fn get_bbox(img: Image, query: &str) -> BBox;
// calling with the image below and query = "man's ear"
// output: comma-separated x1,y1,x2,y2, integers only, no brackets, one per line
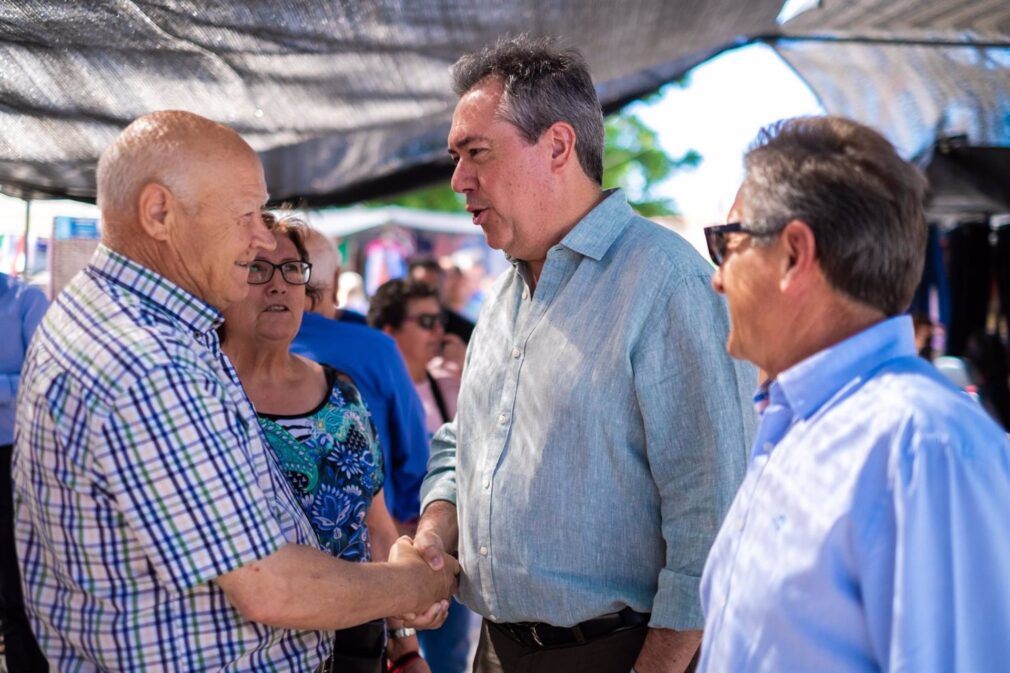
137,182,173,242
546,121,577,173
779,219,818,294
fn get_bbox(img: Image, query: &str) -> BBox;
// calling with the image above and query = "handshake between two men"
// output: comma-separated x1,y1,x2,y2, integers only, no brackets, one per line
216,532,459,633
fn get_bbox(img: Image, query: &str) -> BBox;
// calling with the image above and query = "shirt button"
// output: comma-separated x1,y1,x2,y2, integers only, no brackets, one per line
522,289,529,300
479,545,488,556
489,613,497,621
498,413,508,425
511,346,521,358
483,477,491,489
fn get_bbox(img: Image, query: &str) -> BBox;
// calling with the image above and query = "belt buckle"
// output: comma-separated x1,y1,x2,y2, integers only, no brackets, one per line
529,623,545,647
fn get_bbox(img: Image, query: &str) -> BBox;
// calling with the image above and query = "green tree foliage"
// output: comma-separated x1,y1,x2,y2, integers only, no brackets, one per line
602,112,700,217
372,107,698,217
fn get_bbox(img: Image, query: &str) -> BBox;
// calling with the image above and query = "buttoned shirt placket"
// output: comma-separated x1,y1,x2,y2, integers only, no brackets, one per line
476,245,573,621
706,384,795,637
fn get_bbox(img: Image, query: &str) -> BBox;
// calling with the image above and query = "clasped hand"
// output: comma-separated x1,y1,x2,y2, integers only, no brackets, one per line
388,533,460,629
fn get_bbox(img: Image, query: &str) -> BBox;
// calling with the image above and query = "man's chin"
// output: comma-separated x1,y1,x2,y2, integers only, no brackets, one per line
726,333,747,361
218,283,251,310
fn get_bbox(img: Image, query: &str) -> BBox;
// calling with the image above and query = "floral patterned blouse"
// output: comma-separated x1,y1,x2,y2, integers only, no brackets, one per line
258,366,384,562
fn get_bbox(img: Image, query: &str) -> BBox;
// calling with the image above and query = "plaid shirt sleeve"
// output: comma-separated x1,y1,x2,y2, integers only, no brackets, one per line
98,362,287,592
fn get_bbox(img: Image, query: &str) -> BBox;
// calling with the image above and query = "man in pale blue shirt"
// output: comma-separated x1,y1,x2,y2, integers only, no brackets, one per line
1,270,49,671
698,116,1010,673
413,35,755,673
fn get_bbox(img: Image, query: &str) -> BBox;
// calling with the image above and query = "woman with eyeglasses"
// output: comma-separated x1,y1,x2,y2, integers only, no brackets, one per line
220,213,430,673
368,278,473,673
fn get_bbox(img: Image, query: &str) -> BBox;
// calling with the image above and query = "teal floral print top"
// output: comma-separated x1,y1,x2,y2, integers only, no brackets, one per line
259,366,384,561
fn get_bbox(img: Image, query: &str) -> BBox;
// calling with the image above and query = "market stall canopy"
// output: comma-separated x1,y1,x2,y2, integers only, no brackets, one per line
1,1,1007,206
773,0,1010,159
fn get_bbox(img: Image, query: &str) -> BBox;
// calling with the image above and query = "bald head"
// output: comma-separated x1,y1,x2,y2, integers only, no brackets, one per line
93,110,274,310
303,228,342,316
305,229,340,288
97,110,257,246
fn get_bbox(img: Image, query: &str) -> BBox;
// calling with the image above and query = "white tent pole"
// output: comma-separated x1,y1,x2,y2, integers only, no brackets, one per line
22,199,31,277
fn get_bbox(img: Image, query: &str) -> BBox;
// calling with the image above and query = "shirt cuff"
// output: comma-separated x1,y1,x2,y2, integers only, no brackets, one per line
419,478,456,513
649,568,704,630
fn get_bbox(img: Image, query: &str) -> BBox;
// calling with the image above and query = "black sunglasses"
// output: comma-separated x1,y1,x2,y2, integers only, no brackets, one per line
247,259,312,285
703,222,768,266
402,312,447,331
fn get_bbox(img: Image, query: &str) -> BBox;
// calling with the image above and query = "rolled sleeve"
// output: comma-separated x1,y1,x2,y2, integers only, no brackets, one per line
634,274,755,630
99,363,286,592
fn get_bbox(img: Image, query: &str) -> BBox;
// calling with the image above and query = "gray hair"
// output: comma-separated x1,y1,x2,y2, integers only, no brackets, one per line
739,116,928,316
452,34,605,184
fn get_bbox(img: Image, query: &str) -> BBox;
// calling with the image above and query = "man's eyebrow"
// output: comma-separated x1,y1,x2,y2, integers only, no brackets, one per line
448,134,489,153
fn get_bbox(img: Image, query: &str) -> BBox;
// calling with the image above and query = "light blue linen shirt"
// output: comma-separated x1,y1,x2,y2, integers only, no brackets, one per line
698,315,1010,673
0,272,48,445
421,189,756,629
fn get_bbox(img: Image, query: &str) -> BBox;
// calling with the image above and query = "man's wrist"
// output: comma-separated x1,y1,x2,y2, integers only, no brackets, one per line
389,626,417,639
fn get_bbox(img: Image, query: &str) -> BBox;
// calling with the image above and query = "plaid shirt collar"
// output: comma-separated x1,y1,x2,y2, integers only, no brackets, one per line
88,244,224,335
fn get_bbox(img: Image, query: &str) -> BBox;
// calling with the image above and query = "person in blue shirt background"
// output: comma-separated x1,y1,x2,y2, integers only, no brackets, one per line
699,115,1010,673
0,270,49,672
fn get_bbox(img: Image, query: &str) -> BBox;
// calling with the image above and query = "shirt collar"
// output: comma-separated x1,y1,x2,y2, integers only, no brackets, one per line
557,188,633,261
88,243,223,335
776,315,917,420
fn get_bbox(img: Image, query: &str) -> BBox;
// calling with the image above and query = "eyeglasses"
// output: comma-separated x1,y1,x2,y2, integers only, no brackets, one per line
247,259,312,285
402,312,446,331
703,222,768,267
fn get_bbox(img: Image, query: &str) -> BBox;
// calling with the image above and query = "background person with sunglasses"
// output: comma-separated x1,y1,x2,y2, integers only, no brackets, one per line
221,214,439,673
368,278,475,673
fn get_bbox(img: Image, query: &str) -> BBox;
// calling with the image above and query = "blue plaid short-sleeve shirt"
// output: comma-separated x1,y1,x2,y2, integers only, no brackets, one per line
13,245,329,672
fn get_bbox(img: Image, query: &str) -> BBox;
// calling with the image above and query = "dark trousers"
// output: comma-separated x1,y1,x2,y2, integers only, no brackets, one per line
473,619,647,673
1,444,48,672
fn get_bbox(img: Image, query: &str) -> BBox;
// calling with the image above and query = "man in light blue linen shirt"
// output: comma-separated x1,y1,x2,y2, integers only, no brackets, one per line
698,115,1010,673
412,35,756,673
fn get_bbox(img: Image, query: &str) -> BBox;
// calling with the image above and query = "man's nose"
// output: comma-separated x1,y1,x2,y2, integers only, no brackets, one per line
450,161,473,194
252,213,276,251
711,267,725,294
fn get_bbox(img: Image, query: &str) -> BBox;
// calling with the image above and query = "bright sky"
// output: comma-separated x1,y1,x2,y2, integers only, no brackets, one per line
632,43,824,223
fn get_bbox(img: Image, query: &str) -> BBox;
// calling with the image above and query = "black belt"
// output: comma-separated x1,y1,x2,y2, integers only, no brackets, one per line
492,607,650,648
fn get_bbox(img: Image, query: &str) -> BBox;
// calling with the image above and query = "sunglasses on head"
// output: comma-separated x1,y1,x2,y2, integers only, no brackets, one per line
247,259,312,285
703,222,770,266
402,312,446,331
